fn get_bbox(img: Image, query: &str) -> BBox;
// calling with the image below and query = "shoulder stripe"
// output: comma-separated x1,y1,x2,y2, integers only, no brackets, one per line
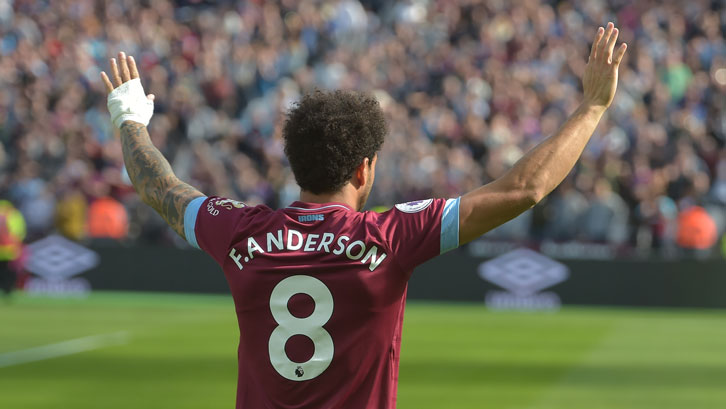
440,197,460,254
184,196,207,249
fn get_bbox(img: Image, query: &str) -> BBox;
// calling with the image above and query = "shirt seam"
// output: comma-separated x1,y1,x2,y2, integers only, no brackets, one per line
285,204,353,212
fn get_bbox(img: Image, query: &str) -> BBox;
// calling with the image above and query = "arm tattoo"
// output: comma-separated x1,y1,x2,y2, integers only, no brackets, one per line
119,121,204,239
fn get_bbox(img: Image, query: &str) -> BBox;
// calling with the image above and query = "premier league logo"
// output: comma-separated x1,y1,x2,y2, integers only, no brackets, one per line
394,199,433,213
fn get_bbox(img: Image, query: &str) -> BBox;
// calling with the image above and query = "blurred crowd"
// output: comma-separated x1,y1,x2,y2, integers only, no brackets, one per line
0,0,725,252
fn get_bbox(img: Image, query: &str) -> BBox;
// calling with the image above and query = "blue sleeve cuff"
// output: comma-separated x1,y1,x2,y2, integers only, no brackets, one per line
184,196,207,249
440,197,460,254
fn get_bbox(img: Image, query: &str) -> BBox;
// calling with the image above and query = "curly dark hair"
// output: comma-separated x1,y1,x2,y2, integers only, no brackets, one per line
283,90,387,194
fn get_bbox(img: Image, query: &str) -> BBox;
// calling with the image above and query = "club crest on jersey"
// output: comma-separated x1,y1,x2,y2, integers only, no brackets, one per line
215,198,246,210
394,199,433,213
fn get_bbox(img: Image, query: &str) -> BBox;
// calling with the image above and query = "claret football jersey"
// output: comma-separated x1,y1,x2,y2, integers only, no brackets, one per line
183,196,460,409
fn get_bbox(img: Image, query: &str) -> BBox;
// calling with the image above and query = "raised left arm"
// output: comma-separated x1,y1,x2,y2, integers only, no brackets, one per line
102,52,204,239
458,23,627,244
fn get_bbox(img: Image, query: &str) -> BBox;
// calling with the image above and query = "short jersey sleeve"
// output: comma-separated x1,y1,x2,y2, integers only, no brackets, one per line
184,196,252,265
376,197,460,272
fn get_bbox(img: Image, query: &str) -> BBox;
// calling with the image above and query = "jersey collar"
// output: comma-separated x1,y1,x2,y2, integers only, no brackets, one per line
286,201,355,212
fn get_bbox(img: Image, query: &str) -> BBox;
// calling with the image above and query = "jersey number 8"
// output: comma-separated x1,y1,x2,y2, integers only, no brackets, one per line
269,275,334,381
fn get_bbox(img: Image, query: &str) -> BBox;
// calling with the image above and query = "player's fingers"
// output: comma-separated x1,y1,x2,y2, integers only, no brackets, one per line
100,71,114,93
613,43,627,67
109,58,122,87
590,26,604,61
128,55,140,79
598,22,614,61
606,28,619,63
147,94,155,101
118,51,131,83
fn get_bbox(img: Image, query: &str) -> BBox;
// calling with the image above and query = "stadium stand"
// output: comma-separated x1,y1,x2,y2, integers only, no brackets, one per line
0,0,724,251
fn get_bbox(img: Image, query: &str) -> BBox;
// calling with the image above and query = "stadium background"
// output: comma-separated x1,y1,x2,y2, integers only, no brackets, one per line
1,0,725,408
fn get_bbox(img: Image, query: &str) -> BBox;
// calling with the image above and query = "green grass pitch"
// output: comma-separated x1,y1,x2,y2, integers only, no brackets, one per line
1,292,725,409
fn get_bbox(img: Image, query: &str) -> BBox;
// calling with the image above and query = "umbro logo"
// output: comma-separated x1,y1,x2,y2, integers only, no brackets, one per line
478,248,568,310
24,235,98,296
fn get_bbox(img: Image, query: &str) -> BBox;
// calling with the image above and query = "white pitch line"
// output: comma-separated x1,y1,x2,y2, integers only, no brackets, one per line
0,331,130,368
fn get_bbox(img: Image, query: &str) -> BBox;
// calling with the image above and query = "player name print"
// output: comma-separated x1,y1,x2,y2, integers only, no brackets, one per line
227,229,388,272
394,199,433,213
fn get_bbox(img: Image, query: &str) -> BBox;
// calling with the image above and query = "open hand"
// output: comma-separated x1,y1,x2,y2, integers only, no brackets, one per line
101,52,155,129
582,22,627,109
101,52,154,101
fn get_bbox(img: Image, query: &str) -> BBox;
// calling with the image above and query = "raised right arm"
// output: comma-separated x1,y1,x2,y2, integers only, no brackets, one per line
118,120,204,239
458,23,627,244
101,53,205,240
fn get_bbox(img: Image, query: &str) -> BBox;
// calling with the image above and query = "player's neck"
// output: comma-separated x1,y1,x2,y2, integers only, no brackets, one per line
299,185,360,211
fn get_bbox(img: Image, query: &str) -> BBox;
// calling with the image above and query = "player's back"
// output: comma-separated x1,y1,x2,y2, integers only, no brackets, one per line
186,196,459,409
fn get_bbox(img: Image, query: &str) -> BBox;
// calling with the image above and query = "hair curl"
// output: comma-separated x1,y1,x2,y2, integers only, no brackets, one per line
283,90,386,194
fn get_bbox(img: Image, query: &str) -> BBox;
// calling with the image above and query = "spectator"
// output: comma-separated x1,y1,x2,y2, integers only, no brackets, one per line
55,188,88,242
87,196,129,240
544,178,588,241
578,178,629,244
0,0,723,254
0,200,26,297
676,205,718,250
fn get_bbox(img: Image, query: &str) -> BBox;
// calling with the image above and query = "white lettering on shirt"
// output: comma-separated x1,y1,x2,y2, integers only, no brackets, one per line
231,232,388,271
267,230,284,252
304,234,319,252
361,246,387,272
317,233,335,253
229,248,243,270
287,229,303,250
247,237,265,259
345,240,366,260
333,235,349,255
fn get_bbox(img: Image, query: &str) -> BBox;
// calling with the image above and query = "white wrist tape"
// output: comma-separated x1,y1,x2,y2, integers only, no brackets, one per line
107,78,154,129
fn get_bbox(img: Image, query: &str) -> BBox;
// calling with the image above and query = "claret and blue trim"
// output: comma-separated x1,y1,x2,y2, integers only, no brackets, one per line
440,197,460,254
184,196,207,249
